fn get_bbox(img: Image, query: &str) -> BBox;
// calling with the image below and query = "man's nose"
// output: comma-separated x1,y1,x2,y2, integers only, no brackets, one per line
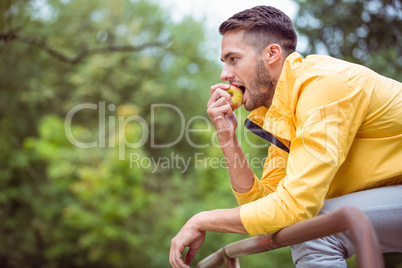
220,66,235,82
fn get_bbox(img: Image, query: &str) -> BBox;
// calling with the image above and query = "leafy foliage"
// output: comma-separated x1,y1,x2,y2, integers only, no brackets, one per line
294,0,402,80
0,0,228,267
0,0,282,267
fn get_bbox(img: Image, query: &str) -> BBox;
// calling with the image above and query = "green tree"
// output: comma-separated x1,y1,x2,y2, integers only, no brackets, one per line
294,0,402,80
0,0,226,267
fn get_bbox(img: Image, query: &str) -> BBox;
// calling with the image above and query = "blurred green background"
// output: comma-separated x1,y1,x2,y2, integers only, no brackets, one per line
0,0,401,267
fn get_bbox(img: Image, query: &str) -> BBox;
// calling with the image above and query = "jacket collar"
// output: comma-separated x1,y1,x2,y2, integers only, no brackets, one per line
245,52,303,151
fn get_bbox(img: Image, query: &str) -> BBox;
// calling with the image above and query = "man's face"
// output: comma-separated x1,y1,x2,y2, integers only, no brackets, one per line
220,30,276,111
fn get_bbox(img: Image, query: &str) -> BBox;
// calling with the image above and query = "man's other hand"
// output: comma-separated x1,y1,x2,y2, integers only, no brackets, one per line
170,220,206,268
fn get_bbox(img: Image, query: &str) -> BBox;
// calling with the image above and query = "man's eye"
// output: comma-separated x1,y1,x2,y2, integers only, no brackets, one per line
230,57,238,62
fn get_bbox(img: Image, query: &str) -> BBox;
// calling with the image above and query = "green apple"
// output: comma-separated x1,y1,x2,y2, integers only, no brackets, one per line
226,84,243,110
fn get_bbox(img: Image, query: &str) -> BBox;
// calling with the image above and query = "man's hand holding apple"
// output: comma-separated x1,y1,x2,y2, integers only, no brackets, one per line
207,83,243,143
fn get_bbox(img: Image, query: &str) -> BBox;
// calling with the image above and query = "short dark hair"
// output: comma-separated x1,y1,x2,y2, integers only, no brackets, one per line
219,6,297,56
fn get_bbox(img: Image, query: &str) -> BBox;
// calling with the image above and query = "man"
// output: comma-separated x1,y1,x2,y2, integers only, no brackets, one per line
170,5,402,268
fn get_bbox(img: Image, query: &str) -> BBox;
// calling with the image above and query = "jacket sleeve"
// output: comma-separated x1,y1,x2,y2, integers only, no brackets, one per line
232,144,289,205
239,73,371,236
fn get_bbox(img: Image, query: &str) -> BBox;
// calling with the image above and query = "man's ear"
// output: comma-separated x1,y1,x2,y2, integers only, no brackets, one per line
262,44,282,65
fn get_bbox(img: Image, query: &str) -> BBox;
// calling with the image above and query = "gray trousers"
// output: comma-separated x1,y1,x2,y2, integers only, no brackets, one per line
291,185,402,267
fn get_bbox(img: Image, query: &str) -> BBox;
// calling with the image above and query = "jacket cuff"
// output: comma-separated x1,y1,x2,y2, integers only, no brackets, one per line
232,174,270,205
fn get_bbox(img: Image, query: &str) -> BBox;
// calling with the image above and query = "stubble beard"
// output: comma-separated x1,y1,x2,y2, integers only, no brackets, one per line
244,59,276,111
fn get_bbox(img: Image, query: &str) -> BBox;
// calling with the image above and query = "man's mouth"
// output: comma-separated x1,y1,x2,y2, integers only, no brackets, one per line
239,86,246,94
231,83,246,95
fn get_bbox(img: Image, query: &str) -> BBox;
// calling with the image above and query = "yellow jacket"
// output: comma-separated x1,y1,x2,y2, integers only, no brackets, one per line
235,52,402,236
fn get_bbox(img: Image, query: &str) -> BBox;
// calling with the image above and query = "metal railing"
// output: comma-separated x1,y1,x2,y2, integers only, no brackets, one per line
196,206,384,268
